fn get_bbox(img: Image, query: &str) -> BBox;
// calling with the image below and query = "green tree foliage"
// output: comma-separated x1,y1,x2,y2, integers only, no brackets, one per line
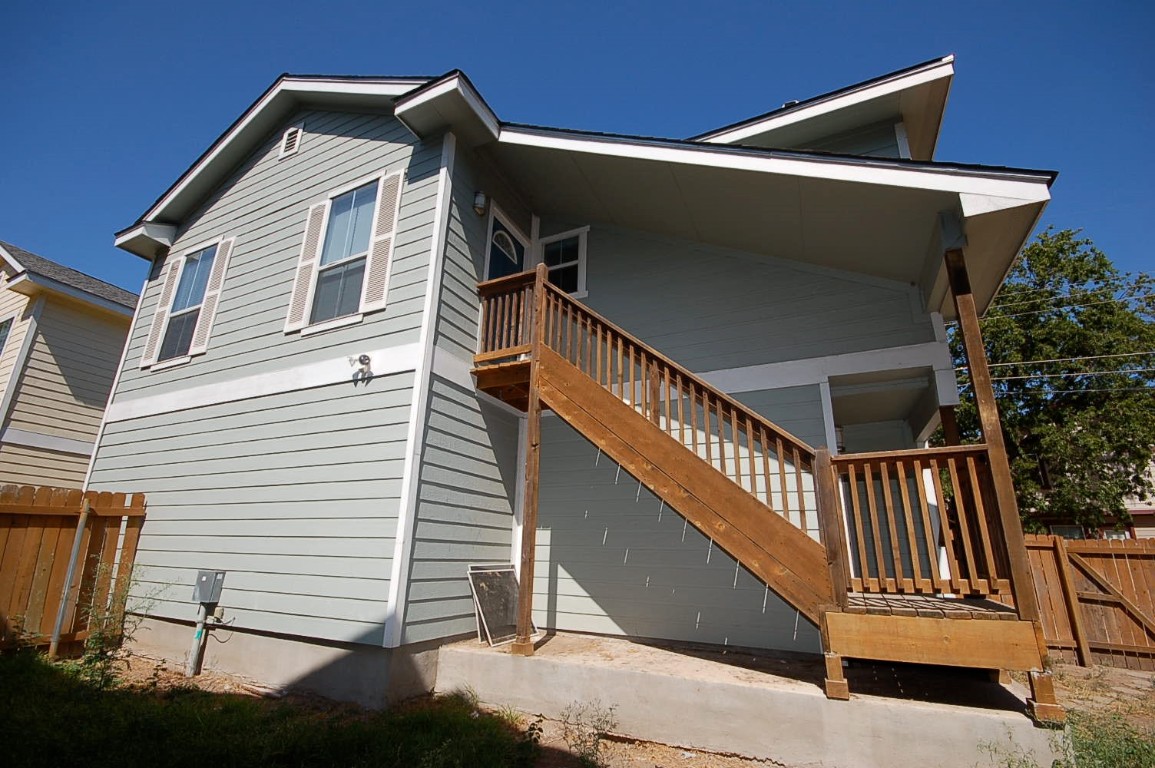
951,229,1155,531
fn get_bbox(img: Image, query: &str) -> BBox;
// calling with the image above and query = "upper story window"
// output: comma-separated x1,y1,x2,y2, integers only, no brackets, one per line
284,170,403,334
312,181,376,324
140,237,235,369
159,244,216,361
485,212,528,281
539,227,588,296
0,318,12,357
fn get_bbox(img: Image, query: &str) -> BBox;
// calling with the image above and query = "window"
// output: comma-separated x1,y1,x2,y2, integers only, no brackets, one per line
312,181,376,324
284,171,403,334
485,214,527,281
158,244,216,361
140,238,234,369
0,318,11,357
538,227,588,295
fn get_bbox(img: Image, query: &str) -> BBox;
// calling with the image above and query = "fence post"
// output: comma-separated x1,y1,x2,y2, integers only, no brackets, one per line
1052,535,1092,666
48,500,91,658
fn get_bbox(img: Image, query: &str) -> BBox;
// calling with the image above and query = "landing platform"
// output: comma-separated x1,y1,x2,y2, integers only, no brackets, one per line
435,632,1063,768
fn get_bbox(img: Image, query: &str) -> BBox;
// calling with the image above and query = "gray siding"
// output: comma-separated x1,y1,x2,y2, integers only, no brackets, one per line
542,221,935,373
841,419,915,453
534,414,821,653
114,110,442,400
402,377,518,644
733,385,828,450
89,372,414,644
802,120,902,158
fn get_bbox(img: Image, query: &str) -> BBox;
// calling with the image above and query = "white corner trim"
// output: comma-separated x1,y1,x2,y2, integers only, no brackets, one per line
0,295,44,427
511,416,528,579
894,121,912,160
1,428,93,456
83,276,149,491
104,342,422,423
698,57,954,144
384,132,457,649
818,380,837,454
700,341,954,395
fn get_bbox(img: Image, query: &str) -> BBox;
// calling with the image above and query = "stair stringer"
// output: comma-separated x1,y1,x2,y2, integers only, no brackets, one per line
536,346,835,625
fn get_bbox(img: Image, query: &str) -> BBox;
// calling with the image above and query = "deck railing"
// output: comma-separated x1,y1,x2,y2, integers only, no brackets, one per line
476,269,1019,600
830,445,1012,598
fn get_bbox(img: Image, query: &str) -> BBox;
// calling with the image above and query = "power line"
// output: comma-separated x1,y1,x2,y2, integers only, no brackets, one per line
988,294,1155,320
979,351,1155,369
988,368,1155,382
959,382,1155,395
991,286,1120,310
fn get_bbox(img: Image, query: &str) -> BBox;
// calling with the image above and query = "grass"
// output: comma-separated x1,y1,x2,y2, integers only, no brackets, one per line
0,651,539,768
1063,710,1155,768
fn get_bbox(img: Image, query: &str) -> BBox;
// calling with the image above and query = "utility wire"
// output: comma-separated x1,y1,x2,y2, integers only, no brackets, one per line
991,286,1120,309
975,351,1155,369
987,368,1155,382
946,293,1155,324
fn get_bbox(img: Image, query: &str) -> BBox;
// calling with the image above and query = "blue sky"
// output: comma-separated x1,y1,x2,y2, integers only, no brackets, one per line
1,1,1150,293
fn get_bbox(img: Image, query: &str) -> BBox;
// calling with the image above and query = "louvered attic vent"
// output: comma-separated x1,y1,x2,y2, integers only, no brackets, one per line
279,124,303,158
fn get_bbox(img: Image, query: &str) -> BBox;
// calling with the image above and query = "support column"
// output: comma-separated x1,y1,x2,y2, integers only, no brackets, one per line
512,265,548,657
939,405,961,446
944,249,1063,723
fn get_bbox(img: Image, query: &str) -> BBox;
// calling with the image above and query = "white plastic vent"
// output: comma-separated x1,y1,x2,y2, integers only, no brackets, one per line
279,124,303,158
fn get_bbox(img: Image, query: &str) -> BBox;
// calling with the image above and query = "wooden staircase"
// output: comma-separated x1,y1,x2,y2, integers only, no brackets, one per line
474,266,1063,723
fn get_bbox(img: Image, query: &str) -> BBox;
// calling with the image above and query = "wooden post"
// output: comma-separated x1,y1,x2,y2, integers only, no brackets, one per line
815,448,850,610
1052,535,1092,667
944,249,1063,723
939,405,961,446
512,265,548,657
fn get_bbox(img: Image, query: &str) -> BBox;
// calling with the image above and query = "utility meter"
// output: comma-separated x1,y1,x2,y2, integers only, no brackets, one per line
193,570,226,604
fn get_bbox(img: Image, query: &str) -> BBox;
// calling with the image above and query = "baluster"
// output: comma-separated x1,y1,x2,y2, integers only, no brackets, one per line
794,446,807,535
715,398,726,478
928,459,965,593
745,417,756,496
690,383,699,457
946,455,982,593
702,392,713,466
846,462,873,591
862,463,891,591
663,367,672,434
760,428,773,511
776,438,789,522
878,461,906,592
965,453,999,591
910,459,942,593
894,459,928,592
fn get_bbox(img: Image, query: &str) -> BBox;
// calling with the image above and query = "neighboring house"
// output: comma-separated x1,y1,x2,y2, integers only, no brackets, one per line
0,241,136,488
1123,460,1155,538
98,55,1063,716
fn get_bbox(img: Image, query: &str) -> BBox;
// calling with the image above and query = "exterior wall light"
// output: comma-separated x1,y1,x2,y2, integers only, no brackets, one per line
473,191,489,216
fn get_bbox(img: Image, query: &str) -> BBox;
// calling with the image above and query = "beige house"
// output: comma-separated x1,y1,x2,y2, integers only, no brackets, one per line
0,241,137,487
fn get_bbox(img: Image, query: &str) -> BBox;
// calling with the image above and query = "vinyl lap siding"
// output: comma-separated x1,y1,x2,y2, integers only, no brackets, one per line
550,222,933,373
114,110,442,399
534,415,822,653
0,444,89,486
88,373,414,644
402,377,518,644
6,298,126,443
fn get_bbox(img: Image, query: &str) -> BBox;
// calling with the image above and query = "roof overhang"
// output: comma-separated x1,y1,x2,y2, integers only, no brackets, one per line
487,125,1052,317
693,56,955,161
5,272,135,317
116,74,431,260
394,71,499,147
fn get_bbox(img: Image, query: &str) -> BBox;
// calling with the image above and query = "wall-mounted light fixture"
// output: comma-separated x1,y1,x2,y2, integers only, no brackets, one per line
473,190,489,216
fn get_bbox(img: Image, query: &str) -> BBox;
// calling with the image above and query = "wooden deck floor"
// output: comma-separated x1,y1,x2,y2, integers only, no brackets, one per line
844,593,1019,621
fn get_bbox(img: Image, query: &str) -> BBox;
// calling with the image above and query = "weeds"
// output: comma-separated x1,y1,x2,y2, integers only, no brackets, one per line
560,699,618,768
983,710,1155,768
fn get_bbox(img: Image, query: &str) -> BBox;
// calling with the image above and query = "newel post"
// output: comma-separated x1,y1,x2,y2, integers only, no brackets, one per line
814,448,850,611
512,264,549,656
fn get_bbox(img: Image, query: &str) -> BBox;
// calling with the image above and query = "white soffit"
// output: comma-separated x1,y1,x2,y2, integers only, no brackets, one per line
394,73,499,147
695,56,955,161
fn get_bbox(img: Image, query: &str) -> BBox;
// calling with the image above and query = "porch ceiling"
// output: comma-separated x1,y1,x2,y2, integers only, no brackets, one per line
485,139,1047,318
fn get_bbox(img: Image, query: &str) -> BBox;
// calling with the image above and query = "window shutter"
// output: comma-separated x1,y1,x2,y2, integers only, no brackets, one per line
188,237,234,356
285,203,328,332
360,171,403,314
139,256,183,368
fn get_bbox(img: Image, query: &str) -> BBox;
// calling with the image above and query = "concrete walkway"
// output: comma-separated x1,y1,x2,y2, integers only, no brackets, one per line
435,633,1064,768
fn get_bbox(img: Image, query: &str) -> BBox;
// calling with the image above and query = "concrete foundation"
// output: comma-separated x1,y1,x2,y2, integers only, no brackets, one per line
130,616,441,708
435,634,1066,768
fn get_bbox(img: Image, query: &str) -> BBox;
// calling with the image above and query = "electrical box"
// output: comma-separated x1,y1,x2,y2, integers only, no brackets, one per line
193,570,226,604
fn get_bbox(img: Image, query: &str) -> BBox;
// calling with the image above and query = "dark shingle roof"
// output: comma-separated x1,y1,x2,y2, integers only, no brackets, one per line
0,240,137,310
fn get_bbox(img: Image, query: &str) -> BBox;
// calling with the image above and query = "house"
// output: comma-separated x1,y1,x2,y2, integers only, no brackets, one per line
0,241,136,488
1123,459,1155,538
97,55,1064,719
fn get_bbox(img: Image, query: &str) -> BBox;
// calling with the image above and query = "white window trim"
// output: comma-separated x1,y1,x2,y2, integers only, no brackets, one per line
482,203,531,282
145,236,225,370
293,169,391,333
536,225,589,298
279,121,304,158
0,313,18,357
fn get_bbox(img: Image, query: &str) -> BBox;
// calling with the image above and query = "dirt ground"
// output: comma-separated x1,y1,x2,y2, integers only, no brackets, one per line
114,653,1154,768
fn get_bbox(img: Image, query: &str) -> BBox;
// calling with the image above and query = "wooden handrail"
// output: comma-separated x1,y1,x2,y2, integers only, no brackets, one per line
478,270,537,297
538,281,816,461
832,443,990,463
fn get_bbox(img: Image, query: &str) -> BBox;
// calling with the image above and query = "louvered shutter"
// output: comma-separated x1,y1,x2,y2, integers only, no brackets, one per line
188,238,234,356
139,256,183,368
360,171,403,313
285,203,328,332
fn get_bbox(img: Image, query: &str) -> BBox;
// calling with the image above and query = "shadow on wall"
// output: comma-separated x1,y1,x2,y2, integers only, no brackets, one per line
36,301,122,408
535,415,824,655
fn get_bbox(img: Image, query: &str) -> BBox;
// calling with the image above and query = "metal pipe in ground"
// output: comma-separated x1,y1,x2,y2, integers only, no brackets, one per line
186,603,208,677
48,504,91,658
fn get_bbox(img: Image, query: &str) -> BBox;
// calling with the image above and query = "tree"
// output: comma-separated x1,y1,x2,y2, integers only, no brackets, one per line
949,228,1155,531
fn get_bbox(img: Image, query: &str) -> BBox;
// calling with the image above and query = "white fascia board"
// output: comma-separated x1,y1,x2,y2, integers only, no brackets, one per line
394,74,500,142
114,222,177,252
6,273,135,317
698,56,955,145
133,76,428,227
499,126,1053,202
0,243,25,273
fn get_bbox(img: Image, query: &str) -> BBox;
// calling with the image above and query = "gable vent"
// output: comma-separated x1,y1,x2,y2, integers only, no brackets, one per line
279,124,303,158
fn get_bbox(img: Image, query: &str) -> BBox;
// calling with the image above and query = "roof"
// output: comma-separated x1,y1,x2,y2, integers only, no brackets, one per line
0,240,138,309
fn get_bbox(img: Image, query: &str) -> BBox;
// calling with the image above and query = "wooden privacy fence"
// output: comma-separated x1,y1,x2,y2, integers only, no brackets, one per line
0,485,146,652
1024,534,1155,670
